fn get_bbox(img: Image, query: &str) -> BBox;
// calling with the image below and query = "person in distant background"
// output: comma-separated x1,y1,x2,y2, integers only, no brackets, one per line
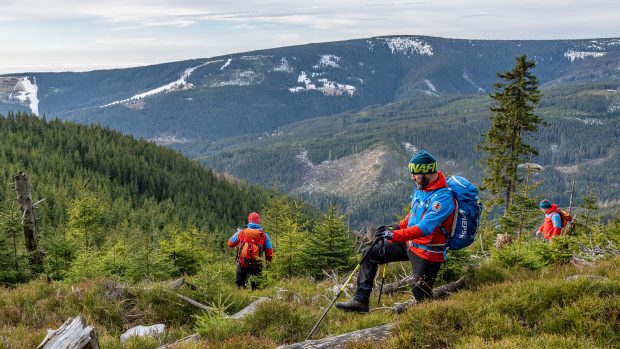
228,212,273,290
535,199,562,241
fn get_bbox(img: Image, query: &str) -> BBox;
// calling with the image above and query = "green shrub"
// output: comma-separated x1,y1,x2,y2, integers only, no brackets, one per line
470,262,509,286
491,240,550,270
395,277,620,348
242,300,314,343
194,314,239,342
438,249,472,284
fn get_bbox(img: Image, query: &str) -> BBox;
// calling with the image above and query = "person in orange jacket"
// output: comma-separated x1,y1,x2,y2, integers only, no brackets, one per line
228,212,273,289
535,200,562,240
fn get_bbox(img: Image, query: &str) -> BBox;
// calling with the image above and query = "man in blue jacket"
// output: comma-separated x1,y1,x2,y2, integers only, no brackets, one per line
336,150,456,313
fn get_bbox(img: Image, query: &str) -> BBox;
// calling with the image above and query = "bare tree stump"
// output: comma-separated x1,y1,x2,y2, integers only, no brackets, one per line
168,278,185,290
276,323,396,349
495,233,513,249
14,172,44,269
37,315,99,349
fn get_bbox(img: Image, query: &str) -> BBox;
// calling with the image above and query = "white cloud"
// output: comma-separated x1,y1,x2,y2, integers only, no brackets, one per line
1,0,619,73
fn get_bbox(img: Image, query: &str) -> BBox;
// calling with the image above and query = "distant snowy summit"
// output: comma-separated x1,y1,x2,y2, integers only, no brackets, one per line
0,76,39,115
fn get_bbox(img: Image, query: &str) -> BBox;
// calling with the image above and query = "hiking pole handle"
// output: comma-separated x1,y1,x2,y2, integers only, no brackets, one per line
305,238,381,341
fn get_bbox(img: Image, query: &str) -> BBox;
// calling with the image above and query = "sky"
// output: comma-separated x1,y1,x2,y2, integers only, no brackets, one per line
1,0,619,74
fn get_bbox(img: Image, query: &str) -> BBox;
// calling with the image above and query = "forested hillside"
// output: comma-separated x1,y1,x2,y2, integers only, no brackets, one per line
0,112,281,284
187,81,620,225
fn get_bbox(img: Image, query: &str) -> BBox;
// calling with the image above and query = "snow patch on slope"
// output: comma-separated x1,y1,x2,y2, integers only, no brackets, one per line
101,60,221,108
563,116,604,125
273,57,293,72
9,77,39,115
463,72,486,93
424,79,439,96
289,71,355,96
149,135,193,146
564,50,607,62
375,37,433,56
220,59,232,70
403,142,418,155
608,102,620,113
211,70,262,87
313,55,341,69
424,79,437,93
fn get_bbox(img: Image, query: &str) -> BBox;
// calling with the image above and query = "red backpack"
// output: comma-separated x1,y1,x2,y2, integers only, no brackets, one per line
236,228,265,269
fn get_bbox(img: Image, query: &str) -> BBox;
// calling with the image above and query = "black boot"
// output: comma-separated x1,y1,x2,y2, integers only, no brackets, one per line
335,298,369,313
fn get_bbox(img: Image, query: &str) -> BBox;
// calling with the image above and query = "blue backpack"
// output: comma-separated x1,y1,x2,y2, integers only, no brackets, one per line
444,176,482,250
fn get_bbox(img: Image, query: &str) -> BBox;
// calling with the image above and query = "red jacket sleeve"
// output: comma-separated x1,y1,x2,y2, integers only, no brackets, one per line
391,225,424,243
398,214,411,229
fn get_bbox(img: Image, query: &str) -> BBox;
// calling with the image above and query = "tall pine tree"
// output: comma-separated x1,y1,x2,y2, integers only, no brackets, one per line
478,55,544,216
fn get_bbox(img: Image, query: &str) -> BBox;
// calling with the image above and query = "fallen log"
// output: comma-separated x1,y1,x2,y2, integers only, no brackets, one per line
161,289,215,311
566,274,607,281
379,275,413,295
120,324,165,343
225,297,271,319
276,323,396,349
374,276,466,313
156,334,201,349
433,276,466,298
37,314,99,349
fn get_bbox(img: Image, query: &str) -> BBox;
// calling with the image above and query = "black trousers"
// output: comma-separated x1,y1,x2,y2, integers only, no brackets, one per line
354,241,442,303
236,264,262,290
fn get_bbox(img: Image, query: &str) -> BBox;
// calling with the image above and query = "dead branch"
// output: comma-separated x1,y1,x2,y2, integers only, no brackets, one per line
161,289,215,312
372,276,466,314
276,323,396,349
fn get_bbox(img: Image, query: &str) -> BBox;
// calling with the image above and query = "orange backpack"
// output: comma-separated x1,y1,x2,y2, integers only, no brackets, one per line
559,209,573,228
236,228,265,269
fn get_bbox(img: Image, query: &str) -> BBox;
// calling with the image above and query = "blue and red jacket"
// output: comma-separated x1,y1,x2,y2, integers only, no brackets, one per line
228,223,273,262
391,171,456,263
538,204,562,239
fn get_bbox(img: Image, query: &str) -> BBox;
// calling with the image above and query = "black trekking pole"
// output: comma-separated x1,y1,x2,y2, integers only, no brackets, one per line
377,238,387,306
305,237,382,341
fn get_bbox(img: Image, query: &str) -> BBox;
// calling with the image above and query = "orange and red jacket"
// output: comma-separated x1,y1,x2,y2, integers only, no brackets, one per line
390,171,456,263
228,223,273,262
538,204,562,239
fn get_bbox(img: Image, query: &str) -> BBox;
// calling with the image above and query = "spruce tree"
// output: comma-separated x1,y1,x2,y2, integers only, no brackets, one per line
0,198,31,285
478,55,544,216
576,188,600,236
499,162,542,238
263,198,306,279
303,204,354,279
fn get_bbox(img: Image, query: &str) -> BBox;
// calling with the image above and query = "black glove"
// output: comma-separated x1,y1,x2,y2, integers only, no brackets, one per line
374,227,394,240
